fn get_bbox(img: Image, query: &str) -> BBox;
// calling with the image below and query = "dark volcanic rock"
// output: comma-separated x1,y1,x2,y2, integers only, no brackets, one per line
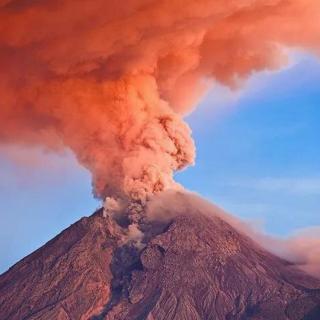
1,208,320,320
0,211,121,320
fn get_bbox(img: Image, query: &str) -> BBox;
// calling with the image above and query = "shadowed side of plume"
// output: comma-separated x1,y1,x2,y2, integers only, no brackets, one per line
0,208,320,320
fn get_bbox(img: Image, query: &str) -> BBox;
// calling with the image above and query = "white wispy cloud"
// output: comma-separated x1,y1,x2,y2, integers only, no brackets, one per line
229,177,320,196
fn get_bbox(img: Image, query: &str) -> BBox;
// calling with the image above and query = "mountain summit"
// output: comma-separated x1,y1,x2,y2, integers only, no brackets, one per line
1,197,320,320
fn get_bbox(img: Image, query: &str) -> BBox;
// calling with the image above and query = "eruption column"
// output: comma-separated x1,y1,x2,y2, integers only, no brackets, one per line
0,0,319,202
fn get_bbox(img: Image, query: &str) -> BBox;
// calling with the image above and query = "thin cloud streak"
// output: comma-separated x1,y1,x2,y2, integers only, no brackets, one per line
229,177,320,196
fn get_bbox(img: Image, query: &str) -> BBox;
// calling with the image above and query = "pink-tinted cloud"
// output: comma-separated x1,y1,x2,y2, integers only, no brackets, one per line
0,0,319,201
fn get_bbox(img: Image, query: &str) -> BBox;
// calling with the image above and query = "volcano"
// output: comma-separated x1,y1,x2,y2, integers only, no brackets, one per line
1,196,320,320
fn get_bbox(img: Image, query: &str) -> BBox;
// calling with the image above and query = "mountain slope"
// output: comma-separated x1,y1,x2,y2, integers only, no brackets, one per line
1,207,320,320
0,211,118,320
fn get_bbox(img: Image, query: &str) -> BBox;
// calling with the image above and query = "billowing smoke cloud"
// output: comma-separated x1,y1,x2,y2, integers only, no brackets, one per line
0,0,320,201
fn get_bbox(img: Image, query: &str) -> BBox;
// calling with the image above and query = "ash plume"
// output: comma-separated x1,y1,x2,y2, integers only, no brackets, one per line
0,0,320,202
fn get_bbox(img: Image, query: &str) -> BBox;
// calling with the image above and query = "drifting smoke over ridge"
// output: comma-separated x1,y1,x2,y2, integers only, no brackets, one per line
0,0,320,201
146,191,320,278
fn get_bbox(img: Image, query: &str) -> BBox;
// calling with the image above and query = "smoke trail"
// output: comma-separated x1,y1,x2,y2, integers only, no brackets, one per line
0,0,319,201
146,190,320,278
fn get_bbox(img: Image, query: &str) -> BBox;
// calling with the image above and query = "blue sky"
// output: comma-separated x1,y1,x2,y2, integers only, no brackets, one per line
179,52,320,235
0,52,319,273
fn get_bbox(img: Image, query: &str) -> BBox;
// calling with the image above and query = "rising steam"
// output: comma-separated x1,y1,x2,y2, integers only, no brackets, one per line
0,0,320,202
